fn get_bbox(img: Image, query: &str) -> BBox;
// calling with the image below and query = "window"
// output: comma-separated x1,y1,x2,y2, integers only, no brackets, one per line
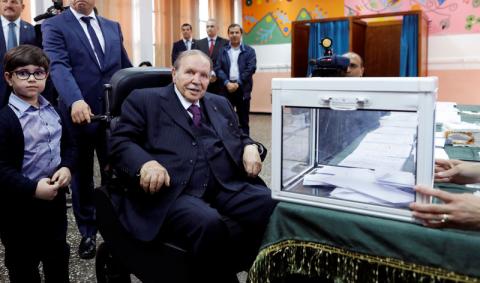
198,0,209,38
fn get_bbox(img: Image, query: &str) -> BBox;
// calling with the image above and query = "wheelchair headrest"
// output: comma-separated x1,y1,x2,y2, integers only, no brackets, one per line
109,67,172,116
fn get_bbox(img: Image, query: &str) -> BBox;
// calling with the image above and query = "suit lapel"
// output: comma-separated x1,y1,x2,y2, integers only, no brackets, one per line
97,16,111,69
213,38,223,57
0,18,6,54
65,9,102,70
202,94,224,137
159,85,194,137
19,20,30,44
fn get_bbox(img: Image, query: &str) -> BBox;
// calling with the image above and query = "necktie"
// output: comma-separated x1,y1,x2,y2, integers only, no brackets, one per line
7,22,17,50
80,16,104,67
185,40,191,50
208,39,214,56
188,104,202,128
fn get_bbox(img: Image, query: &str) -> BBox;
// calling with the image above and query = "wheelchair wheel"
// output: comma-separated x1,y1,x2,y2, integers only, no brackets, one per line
96,242,132,283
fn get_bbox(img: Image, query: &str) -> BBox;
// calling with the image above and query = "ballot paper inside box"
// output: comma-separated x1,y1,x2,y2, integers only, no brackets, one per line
271,77,438,222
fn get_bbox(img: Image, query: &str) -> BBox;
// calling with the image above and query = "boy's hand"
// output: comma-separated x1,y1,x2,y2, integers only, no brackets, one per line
35,178,60,200
51,167,72,188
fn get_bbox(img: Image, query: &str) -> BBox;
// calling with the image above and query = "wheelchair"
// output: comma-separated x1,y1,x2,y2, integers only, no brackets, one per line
93,67,190,283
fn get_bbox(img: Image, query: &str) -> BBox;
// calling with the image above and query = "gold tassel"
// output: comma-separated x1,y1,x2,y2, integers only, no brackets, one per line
247,240,478,283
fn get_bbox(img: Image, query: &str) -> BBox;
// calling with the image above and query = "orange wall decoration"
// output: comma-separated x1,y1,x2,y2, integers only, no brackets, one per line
242,0,344,45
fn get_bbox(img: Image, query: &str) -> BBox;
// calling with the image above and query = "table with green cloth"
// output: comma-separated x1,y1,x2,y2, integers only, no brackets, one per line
248,105,480,283
248,202,480,283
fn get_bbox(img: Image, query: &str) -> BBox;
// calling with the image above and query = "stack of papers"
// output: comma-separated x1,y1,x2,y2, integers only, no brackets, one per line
303,166,414,207
339,112,417,172
435,102,461,125
304,112,418,207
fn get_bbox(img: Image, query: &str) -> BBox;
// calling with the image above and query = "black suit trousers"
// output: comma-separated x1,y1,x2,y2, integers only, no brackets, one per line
224,88,251,135
0,193,69,283
158,182,277,282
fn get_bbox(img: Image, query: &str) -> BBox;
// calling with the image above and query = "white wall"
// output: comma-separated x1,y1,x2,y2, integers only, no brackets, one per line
252,44,291,73
428,34,480,70
131,0,153,66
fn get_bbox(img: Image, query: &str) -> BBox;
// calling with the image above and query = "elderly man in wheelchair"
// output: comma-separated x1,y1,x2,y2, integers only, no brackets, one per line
97,50,277,283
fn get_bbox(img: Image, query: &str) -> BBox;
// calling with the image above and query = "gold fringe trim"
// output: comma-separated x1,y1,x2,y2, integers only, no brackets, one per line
248,240,478,283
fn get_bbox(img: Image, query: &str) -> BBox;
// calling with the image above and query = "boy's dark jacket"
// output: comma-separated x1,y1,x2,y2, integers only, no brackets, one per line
0,104,76,227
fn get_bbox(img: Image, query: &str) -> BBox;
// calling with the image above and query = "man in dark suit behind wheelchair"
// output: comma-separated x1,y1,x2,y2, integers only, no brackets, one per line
108,50,277,282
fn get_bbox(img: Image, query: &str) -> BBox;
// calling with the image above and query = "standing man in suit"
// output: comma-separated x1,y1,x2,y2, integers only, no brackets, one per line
42,0,132,259
171,23,195,65
215,24,256,135
0,0,36,107
110,50,277,282
194,19,228,94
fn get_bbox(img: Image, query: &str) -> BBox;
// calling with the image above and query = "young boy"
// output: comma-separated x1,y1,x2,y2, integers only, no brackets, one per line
0,45,75,283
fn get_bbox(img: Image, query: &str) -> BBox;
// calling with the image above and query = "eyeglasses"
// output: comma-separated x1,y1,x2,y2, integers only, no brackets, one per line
12,69,47,80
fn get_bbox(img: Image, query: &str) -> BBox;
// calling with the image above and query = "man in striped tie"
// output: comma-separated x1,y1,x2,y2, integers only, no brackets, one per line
0,0,36,107
194,19,228,94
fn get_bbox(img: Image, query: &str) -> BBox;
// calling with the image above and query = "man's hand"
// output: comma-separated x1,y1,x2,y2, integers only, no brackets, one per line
34,178,60,201
434,159,480,184
243,144,262,178
51,167,72,188
209,75,217,83
71,100,93,124
226,82,239,93
139,160,171,194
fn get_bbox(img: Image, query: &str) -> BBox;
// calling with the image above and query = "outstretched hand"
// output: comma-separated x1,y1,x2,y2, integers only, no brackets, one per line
410,185,480,230
435,159,480,184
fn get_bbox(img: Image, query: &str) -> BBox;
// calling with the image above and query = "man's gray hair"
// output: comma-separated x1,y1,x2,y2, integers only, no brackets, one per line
173,50,213,71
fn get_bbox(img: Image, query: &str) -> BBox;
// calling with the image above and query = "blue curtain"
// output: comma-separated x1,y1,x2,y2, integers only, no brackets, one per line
399,15,418,77
307,20,349,76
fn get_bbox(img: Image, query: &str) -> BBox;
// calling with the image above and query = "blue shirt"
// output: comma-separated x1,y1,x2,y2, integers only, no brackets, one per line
8,94,62,182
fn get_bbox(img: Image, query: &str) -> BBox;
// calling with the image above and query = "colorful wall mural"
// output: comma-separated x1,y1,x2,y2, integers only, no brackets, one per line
243,0,480,45
242,0,344,45
345,0,480,35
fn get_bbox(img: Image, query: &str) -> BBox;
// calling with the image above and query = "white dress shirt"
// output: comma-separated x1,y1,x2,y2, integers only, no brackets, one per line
183,38,192,50
174,84,200,118
228,46,241,81
70,8,105,65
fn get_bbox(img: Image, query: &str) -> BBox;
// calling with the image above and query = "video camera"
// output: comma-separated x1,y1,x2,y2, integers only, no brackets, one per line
309,37,350,77
34,0,68,22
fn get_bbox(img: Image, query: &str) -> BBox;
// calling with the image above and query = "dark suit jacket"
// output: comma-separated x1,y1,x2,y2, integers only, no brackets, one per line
0,18,37,107
214,43,257,99
171,38,196,65
42,8,132,118
109,84,266,241
0,104,76,227
194,36,228,65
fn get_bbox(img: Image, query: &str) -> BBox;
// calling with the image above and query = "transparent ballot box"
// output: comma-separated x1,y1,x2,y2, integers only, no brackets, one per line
271,77,438,222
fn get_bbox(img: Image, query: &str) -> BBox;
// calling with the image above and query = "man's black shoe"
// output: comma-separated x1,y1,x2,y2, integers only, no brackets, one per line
79,236,96,259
